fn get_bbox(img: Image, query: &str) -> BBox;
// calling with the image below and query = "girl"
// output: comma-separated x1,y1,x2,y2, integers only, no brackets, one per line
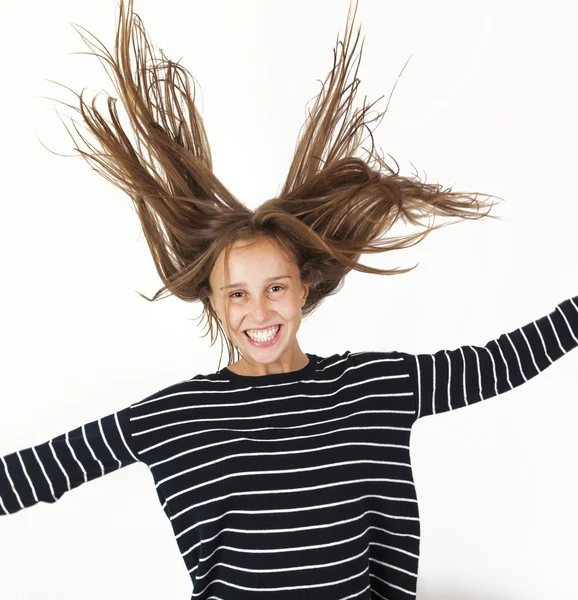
1,0,576,598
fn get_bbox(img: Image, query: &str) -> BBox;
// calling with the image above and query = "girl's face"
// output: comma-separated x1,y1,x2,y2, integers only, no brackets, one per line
208,238,309,373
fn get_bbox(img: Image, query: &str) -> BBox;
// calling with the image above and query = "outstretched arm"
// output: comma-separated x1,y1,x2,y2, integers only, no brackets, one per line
398,295,578,420
0,406,140,516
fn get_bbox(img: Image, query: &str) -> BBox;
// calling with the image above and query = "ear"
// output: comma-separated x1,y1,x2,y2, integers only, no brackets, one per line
301,282,309,306
208,293,219,317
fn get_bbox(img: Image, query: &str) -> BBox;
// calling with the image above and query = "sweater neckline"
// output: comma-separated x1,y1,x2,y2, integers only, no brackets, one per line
222,353,319,384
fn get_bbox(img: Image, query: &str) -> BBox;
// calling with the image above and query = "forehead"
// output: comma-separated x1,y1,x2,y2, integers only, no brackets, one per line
212,240,296,279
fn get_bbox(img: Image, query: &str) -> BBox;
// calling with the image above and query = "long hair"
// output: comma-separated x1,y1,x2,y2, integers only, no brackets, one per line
46,0,504,370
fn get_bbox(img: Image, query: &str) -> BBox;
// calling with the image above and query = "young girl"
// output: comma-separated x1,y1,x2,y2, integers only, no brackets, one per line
1,0,576,598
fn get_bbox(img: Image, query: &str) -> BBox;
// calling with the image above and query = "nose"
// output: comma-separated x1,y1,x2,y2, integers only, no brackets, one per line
248,296,274,324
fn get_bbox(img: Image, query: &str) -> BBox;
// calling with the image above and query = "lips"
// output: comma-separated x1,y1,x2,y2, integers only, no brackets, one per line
244,324,282,333
243,324,283,346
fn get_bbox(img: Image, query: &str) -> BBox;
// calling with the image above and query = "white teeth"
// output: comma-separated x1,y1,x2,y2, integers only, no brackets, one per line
246,325,280,342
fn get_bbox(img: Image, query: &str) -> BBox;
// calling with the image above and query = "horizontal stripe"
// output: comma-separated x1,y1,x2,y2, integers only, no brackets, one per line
1,294,576,599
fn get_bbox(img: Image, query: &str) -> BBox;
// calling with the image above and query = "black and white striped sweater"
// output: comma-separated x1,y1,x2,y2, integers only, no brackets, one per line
2,295,577,599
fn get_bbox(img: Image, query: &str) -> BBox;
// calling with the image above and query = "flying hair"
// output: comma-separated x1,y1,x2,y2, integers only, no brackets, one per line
43,0,504,369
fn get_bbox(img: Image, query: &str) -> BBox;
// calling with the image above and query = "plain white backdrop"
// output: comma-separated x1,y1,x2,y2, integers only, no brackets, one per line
0,0,577,598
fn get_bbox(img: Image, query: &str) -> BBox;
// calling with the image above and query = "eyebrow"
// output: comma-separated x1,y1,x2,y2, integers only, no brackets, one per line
220,275,292,291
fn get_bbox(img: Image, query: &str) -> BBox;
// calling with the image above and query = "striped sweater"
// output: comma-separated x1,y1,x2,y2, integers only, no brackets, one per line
2,295,577,599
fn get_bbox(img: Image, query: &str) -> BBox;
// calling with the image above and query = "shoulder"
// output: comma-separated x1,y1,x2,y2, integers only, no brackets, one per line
127,369,232,413
348,349,407,369
315,349,408,379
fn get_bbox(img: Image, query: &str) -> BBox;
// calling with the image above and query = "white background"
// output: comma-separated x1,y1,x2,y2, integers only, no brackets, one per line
0,0,577,598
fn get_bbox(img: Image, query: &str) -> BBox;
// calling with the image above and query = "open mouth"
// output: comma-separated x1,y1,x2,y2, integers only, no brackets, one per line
243,324,282,347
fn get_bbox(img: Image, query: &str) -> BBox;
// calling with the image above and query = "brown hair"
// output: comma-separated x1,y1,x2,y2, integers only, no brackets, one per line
45,0,504,369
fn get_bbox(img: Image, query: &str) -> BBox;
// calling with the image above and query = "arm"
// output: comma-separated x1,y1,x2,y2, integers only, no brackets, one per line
0,406,140,516
398,295,578,420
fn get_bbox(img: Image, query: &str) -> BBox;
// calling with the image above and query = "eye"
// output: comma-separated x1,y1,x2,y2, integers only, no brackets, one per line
229,285,285,299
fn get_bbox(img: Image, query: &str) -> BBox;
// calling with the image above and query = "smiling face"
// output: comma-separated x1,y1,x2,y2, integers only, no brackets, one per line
208,237,309,376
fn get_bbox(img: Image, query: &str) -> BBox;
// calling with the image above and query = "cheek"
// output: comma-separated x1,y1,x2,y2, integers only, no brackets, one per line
227,307,245,330
281,297,304,320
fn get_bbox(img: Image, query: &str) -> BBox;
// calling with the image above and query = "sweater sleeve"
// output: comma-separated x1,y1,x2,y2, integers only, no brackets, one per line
398,295,578,420
0,406,140,516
